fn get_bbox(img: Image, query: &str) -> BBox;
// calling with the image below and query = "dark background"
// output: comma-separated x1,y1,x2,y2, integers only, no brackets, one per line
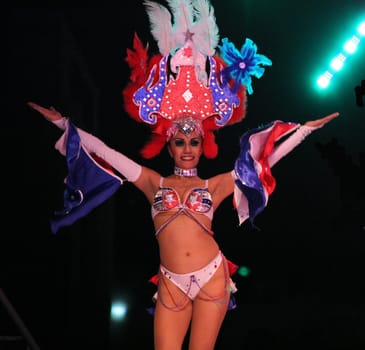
4,1,365,349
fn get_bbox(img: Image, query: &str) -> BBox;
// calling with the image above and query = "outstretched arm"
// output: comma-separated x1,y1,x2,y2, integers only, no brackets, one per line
27,101,143,182
27,102,63,122
268,112,339,167
232,111,339,226
304,112,339,128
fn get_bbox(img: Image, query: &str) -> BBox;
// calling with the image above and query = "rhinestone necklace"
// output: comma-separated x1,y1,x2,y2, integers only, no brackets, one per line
174,166,198,177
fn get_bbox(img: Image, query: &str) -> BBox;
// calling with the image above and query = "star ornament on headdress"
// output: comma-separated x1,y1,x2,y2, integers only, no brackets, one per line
184,29,195,42
218,37,273,95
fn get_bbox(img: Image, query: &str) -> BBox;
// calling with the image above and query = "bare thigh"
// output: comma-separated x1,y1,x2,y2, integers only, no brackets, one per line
188,261,230,350
153,273,193,350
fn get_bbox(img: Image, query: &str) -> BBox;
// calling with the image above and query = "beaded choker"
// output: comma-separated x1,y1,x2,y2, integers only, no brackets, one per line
174,166,197,177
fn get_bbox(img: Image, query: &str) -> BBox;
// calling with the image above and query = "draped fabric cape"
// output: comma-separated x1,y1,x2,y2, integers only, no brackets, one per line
233,120,300,227
49,121,123,234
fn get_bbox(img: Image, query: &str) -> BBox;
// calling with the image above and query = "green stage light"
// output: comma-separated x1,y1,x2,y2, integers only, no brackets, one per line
358,22,365,36
330,53,346,71
317,71,333,88
315,18,364,90
238,265,251,277
344,35,360,54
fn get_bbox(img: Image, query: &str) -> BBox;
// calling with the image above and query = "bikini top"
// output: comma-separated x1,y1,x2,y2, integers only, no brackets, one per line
151,177,214,236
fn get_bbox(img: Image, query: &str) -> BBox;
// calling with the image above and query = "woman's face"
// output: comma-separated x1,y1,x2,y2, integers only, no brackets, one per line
168,130,203,169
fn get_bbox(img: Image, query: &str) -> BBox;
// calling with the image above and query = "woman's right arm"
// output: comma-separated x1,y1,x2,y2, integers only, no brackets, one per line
27,101,160,197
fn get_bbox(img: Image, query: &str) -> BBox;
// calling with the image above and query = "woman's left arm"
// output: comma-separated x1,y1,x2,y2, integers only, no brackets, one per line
268,112,339,167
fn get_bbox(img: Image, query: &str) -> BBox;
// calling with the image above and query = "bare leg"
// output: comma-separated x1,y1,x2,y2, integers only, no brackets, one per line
154,274,193,350
188,262,230,350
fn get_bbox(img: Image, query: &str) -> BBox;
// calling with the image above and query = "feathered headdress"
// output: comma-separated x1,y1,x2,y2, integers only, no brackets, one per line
122,0,272,159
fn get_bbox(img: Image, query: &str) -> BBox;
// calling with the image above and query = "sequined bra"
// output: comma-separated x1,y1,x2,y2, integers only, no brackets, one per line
152,178,214,236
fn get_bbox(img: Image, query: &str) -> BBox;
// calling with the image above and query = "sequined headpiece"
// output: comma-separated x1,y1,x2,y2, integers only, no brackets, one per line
123,0,272,159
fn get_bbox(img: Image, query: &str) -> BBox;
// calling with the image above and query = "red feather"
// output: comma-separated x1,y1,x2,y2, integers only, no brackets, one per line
202,117,219,159
122,34,163,125
125,32,149,83
140,118,171,159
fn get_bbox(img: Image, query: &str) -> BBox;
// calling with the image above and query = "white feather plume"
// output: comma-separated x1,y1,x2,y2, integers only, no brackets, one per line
167,0,195,48
143,0,220,58
191,0,219,56
143,1,175,55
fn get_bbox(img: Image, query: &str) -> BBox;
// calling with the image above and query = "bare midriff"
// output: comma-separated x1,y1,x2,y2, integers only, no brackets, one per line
154,211,219,274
